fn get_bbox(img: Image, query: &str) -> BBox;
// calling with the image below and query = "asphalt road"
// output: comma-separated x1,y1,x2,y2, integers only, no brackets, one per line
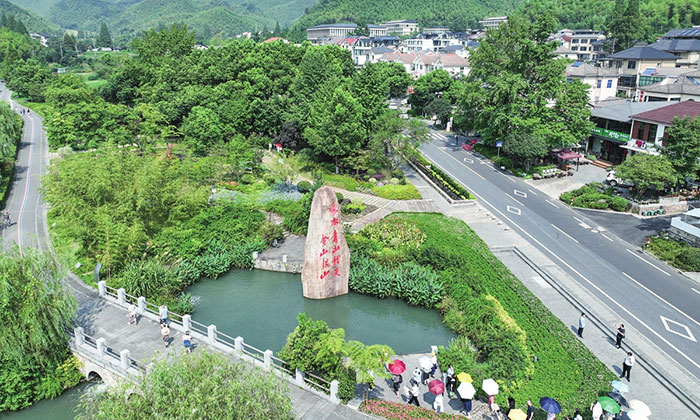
421,127,700,380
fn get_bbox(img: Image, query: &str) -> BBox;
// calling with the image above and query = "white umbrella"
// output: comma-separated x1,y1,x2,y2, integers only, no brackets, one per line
456,382,476,399
625,410,648,420
481,378,499,395
592,402,603,420
419,356,432,370
628,400,651,417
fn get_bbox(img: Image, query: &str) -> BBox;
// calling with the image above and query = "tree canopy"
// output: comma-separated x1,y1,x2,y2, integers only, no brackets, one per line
662,116,700,182
616,153,678,196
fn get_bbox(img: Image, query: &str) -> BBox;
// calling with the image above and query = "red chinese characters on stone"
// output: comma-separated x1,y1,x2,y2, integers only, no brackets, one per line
331,218,339,226
332,230,338,243
321,235,329,246
319,248,328,257
329,203,339,215
322,259,330,269
320,270,330,280
332,245,341,254
332,255,340,265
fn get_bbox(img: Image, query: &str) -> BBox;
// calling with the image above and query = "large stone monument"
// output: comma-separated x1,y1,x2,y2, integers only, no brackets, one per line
301,186,349,299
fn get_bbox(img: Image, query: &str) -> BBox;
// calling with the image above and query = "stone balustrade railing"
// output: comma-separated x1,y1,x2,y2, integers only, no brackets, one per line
97,281,339,403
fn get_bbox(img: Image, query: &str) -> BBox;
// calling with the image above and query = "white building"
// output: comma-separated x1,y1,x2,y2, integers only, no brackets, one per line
381,20,419,36
565,62,620,103
306,23,387,43
479,16,508,29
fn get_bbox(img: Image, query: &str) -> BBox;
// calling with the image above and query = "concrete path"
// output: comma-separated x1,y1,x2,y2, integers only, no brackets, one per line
403,162,700,419
523,163,607,200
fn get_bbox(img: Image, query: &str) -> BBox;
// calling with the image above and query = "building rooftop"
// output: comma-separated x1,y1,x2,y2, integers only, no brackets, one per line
641,76,700,95
371,46,395,54
630,101,700,124
607,46,678,60
591,101,671,122
648,39,700,53
662,27,700,39
383,19,418,24
566,62,619,78
439,53,469,67
441,45,465,52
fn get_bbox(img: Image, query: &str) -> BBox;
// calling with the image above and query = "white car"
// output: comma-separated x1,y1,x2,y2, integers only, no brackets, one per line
606,170,634,187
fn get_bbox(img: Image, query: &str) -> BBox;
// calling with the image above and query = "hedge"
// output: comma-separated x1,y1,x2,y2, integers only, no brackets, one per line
560,183,628,212
349,213,614,413
646,235,700,271
409,150,473,200
372,184,422,200
361,400,463,419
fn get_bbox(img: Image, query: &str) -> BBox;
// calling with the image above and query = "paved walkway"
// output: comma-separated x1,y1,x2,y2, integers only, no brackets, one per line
523,163,607,200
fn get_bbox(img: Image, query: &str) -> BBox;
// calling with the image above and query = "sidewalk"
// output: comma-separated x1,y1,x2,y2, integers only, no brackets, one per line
401,163,700,419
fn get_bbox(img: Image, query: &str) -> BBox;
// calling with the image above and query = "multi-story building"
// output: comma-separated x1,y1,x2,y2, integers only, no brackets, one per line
638,70,700,102
565,62,620,103
306,23,387,43
627,101,700,156
423,27,450,35
404,34,460,53
381,20,419,36
479,16,508,29
648,26,700,68
604,46,678,96
569,30,606,61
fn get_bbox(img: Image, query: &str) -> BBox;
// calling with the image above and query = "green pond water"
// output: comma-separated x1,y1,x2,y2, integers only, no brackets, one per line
1,269,454,418
186,269,456,354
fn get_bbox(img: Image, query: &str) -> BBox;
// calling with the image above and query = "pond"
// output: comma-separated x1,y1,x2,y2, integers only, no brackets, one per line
0,382,95,420
186,269,455,354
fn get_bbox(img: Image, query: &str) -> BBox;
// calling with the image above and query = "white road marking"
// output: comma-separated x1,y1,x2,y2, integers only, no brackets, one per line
463,157,474,164
625,249,670,276
660,316,697,342
432,145,486,180
591,229,599,233
622,272,700,329
527,189,538,196
507,206,521,216
546,200,559,208
505,193,524,206
514,189,527,198
17,115,35,254
551,224,579,243
601,233,614,242
423,151,700,371
693,288,700,296
573,216,592,229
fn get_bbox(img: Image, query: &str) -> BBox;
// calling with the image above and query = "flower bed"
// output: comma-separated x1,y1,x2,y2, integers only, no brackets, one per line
560,183,628,212
361,399,464,420
409,151,473,200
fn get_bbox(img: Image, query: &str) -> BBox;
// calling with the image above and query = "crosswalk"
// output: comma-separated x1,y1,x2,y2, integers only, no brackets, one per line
428,130,449,141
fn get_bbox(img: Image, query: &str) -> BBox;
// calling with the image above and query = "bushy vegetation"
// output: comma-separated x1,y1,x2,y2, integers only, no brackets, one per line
361,399,464,419
372,184,421,200
279,314,393,403
0,248,82,412
646,235,700,271
348,214,614,411
409,150,473,200
78,350,295,420
0,101,22,205
560,183,629,212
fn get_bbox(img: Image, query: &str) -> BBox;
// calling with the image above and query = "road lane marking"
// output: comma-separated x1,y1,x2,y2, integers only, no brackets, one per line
505,193,524,206
601,233,614,242
660,316,697,342
528,189,538,196
625,249,671,276
693,288,700,296
622,272,700,329
514,189,527,198
432,145,485,180
507,206,521,215
422,154,700,371
573,217,592,229
463,157,474,164
17,115,35,254
551,224,579,243
546,200,559,208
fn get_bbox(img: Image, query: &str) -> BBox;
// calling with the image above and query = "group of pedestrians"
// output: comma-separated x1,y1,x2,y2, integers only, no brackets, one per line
127,303,193,353
19,108,29,115
578,313,635,381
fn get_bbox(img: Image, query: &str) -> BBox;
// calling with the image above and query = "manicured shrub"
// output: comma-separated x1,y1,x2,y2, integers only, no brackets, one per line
296,180,312,193
647,235,700,271
389,177,400,185
342,201,366,214
241,174,255,184
372,184,421,200
391,168,404,179
335,192,344,202
560,183,628,212
369,177,377,184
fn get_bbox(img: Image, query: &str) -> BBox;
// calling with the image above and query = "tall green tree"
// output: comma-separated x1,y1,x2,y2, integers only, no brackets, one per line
78,350,295,420
616,154,678,196
97,22,112,48
604,0,642,52
458,14,592,148
662,116,700,182
502,132,548,172
181,106,225,155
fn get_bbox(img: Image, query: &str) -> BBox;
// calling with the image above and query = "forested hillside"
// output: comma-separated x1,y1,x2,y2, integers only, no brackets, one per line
0,0,57,33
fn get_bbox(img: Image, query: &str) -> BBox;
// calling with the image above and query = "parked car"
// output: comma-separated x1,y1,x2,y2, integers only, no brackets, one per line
605,170,634,187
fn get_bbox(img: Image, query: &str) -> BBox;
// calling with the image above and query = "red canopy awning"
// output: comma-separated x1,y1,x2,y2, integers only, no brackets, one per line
557,151,582,160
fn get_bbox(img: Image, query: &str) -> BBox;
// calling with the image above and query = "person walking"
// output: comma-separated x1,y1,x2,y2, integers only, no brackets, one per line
445,364,455,398
412,366,422,385
615,324,625,349
620,352,635,381
462,397,473,419
391,372,402,397
183,331,192,353
526,400,535,420
161,323,170,348
577,313,586,338
127,303,137,325
159,304,169,325
429,352,438,378
573,409,583,420
407,379,420,406
433,392,444,414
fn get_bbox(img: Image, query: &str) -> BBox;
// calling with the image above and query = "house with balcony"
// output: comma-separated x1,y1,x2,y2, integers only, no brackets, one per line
604,46,678,96
648,26,700,68
625,100,700,156
565,62,620,103
569,30,606,61
587,101,671,164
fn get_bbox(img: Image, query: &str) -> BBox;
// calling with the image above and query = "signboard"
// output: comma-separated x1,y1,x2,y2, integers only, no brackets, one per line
495,140,503,148
591,127,630,143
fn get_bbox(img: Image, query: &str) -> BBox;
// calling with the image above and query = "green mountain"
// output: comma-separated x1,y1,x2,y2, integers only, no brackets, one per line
0,0,58,33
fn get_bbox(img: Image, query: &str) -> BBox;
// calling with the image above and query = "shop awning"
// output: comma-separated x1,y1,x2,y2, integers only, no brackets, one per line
557,151,582,160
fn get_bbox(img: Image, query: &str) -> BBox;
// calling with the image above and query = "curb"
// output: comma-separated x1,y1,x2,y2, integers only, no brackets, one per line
493,246,700,417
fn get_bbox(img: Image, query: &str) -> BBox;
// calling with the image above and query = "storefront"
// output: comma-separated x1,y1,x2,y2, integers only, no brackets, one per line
588,127,630,164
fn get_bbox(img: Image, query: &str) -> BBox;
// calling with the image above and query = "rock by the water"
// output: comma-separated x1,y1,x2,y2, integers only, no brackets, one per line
301,187,349,299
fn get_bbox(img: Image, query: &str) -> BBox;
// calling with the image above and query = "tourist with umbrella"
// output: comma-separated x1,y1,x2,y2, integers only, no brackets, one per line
482,378,499,412
610,380,629,405
457,381,475,417
627,400,651,417
508,409,528,420
412,366,422,385
388,359,405,397
444,364,455,398
598,396,621,419
429,379,445,414
419,355,432,384
407,379,420,407
540,397,562,420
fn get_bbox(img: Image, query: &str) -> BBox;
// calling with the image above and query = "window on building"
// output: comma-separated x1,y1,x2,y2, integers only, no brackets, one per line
579,47,587,51
572,46,578,51
572,39,579,43
607,80,613,88
597,80,602,88
581,54,590,60
636,122,646,139
648,124,658,140
582,39,589,43
628,61,636,69
638,75,664,86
